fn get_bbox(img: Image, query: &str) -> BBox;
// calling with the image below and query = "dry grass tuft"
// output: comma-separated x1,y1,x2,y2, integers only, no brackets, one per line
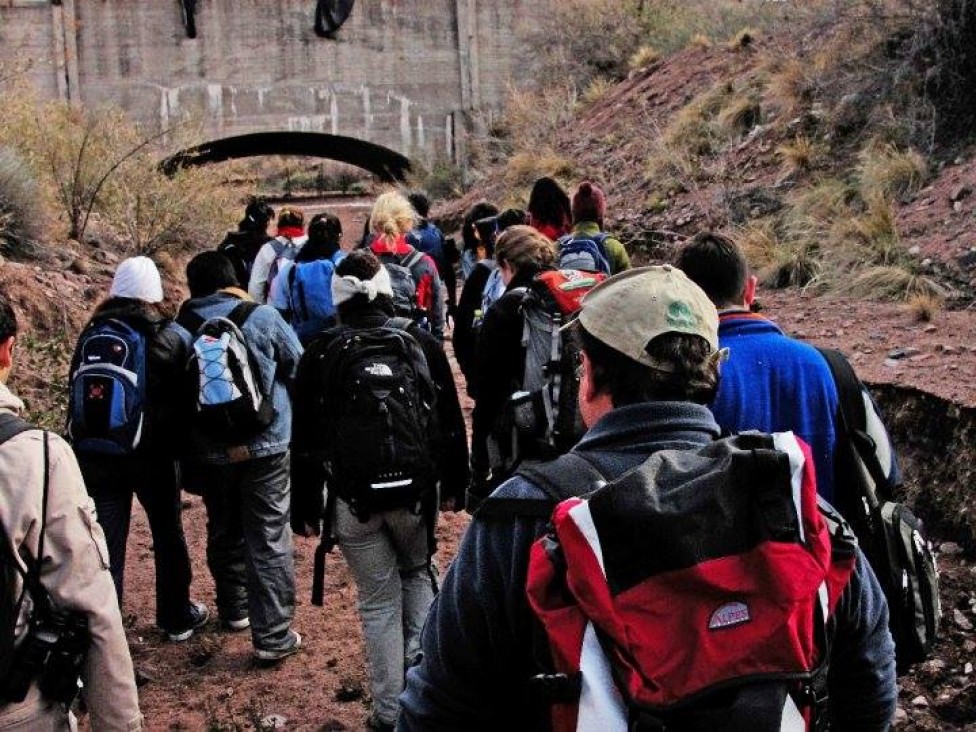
728,28,757,51
504,150,575,187
907,292,943,321
689,33,713,50
765,58,815,117
775,136,821,174
849,266,945,301
581,77,614,107
629,46,661,71
857,143,928,200
718,94,762,135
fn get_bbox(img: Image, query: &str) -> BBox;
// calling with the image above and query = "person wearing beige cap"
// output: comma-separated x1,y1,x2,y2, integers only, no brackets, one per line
399,266,896,730
67,256,209,643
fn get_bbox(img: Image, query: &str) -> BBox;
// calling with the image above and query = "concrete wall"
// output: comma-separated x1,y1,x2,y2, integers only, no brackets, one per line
0,0,547,164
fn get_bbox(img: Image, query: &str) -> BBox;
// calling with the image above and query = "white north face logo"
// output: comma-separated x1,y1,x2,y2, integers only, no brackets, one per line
364,363,393,377
708,601,751,630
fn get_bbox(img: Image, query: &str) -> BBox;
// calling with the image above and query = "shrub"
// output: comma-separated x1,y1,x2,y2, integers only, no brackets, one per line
848,265,944,301
0,147,42,258
504,151,575,187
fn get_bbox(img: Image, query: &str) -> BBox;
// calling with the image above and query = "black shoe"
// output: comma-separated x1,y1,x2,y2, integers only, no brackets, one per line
164,600,210,642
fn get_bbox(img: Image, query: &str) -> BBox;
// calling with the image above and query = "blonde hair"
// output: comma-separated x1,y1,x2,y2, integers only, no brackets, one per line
495,225,556,273
369,191,416,245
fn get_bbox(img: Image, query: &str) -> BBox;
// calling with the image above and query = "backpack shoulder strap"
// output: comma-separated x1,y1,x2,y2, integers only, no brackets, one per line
401,248,425,271
176,304,206,335
816,347,866,433
477,453,607,520
226,301,260,329
0,414,33,447
384,316,415,332
815,347,891,501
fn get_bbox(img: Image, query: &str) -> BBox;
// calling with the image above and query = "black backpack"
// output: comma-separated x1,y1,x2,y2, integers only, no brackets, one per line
380,249,431,330
0,415,43,700
817,347,941,673
314,318,439,516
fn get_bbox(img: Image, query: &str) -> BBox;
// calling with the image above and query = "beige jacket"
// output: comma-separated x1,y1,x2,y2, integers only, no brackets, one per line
0,383,142,730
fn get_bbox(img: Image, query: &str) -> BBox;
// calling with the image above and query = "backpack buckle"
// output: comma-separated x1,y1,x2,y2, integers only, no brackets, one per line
526,672,581,703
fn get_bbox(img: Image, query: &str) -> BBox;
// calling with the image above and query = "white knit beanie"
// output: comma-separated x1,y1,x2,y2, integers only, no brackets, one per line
331,265,394,306
110,256,164,303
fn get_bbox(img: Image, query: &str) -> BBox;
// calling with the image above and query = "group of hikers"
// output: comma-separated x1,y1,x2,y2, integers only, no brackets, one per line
0,175,941,731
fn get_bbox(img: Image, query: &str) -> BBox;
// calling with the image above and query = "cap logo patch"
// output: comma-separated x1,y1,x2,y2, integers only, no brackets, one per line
708,601,751,630
666,300,698,330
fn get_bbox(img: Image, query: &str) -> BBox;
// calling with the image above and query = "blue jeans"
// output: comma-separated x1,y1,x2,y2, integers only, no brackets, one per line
200,452,296,651
334,500,438,726
81,456,194,631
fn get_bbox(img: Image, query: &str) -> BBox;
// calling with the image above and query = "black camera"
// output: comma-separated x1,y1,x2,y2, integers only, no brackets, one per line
2,607,88,706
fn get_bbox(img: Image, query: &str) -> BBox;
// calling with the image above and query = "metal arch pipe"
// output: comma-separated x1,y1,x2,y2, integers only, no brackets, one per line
159,131,411,182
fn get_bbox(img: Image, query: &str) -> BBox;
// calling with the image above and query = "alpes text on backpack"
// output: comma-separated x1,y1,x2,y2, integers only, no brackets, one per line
68,318,149,455
510,433,856,731
488,269,606,478
306,318,440,605
816,346,941,673
179,301,275,441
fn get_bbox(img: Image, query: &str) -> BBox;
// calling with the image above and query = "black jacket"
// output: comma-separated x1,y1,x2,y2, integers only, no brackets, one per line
469,269,541,476
290,301,470,529
68,297,190,464
453,261,493,389
218,229,272,288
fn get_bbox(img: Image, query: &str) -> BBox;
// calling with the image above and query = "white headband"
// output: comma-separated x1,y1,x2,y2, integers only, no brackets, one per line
331,265,394,306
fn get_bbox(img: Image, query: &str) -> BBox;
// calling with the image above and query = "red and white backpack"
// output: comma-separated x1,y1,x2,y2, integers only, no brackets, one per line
519,433,857,731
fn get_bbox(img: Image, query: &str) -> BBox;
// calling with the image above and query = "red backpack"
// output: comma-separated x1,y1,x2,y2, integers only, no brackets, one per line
521,433,856,731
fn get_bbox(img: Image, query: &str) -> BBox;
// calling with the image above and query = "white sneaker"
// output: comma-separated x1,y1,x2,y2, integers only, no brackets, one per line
253,630,302,662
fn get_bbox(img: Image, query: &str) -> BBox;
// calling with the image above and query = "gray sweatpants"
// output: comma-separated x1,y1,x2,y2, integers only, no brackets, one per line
334,500,437,727
202,452,296,652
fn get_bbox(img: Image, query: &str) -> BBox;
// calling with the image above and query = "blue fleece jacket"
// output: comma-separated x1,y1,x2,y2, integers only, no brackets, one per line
711,312,840,503
398,402,896,730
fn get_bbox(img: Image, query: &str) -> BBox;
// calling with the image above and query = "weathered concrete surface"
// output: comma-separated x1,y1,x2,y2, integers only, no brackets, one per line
1,0,547,164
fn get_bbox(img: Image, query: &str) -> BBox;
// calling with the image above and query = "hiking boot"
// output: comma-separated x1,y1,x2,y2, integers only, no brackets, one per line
221,615,250,632
164,600,210,642
253,630,302,663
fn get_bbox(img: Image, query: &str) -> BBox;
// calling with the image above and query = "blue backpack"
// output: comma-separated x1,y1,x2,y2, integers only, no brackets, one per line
556,232,612,275
69,319,149,455
407,223,446,267
287,252,345,343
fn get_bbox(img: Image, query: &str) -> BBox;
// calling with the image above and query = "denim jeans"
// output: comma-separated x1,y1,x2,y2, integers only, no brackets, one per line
81,457,194,631
334,500,438,726
200,452,296,651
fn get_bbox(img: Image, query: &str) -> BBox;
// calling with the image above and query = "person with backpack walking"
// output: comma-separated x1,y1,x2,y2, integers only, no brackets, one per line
469,226,607,510
399,266,897,730
526,176,572,242
178,251,304,663
0,297,143,730
453,208,527,392
676,232,938,672
248,206,307,305
271,212,346,345
218,198,275,288
367,191,446,341
67,256,207,642
406,191,457,325
560,180,631,275
290,250,469,732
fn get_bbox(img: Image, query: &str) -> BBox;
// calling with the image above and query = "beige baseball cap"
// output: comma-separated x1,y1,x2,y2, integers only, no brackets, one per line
577,265,719,367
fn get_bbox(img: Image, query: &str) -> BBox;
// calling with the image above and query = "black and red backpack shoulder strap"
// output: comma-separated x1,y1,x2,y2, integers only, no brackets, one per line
226,301,260,329
476,452,607,521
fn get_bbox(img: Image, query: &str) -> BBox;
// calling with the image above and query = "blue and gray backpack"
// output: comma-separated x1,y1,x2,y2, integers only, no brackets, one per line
69,319,148,455
556,232,612,275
